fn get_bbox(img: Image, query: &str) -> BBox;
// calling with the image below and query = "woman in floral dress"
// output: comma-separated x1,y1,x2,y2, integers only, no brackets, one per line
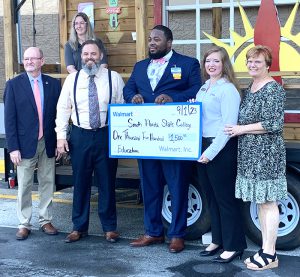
225,45,287,271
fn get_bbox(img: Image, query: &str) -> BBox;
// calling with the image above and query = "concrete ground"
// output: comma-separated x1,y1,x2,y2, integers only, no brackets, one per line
0,184,300,277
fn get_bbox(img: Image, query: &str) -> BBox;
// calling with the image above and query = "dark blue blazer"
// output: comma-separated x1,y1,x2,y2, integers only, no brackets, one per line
4,73,61,159
123,50,201,103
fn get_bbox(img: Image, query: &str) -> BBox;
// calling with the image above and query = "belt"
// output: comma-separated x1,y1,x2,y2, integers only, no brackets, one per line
72,125,108,132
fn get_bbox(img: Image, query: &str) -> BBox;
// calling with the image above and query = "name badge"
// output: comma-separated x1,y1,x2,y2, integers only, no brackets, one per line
171,66,182,80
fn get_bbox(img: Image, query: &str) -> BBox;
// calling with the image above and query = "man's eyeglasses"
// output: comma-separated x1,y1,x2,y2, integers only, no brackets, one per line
23,57,42,62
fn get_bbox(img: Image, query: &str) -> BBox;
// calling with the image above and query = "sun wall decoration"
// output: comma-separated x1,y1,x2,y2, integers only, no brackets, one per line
203,0,300,82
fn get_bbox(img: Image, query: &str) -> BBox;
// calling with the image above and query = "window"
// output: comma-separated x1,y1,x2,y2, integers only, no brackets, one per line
163,0,299,63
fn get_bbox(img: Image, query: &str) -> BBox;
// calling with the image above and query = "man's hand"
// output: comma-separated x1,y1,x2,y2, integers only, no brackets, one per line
154,94,173,104
10,150,21,166
131,94,144,104
57,139,69,155
55,148,63,161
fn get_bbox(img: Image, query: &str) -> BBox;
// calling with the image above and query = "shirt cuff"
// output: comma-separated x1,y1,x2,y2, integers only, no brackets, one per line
56,132,67,140
203,148,217,161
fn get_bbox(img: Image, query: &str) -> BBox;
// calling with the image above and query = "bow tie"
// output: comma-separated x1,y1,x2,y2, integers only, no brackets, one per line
152,58,167,64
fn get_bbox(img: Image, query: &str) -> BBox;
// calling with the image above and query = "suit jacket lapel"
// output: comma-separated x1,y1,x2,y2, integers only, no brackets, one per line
141,59,154,92
22,73,38,113
42,74,49,117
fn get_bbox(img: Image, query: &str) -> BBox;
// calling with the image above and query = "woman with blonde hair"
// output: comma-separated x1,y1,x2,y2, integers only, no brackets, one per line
64,12,108,73
225,45,287,270
196,46,247,263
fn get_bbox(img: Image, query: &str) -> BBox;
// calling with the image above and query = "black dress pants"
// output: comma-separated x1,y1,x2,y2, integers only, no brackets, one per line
139,159,189,238
196,137,247,251
69,125,118,232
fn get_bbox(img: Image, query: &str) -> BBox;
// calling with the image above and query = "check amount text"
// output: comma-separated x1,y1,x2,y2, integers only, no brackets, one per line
127,118,191,130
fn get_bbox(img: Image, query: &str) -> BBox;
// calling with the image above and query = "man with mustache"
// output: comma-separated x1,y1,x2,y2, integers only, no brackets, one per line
123,25,201,253
56,40,124,243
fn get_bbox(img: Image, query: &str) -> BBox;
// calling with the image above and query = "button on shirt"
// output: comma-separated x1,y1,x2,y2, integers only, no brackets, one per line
147,50,173,90
55,68,125,139
28,73,44,113
196,78,240,160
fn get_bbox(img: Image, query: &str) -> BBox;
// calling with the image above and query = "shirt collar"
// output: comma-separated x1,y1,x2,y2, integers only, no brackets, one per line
81,67,104,79
27,73,42,83
205,77,227,86
163,49,173,62
151,49,173,63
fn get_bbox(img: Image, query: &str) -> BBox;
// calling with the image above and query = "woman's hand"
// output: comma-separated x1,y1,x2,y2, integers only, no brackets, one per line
198,154,210,164
66,65,77,74
224,124,244,137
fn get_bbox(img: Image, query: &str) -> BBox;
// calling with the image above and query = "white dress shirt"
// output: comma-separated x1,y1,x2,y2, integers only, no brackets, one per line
147,50,173,90
196,77,240,160
55,67,124,139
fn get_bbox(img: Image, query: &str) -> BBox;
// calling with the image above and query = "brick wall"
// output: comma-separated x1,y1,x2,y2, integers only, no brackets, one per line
20,14,60,63
0,14,60,101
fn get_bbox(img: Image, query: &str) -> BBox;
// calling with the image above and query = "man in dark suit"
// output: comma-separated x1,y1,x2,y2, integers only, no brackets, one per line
4,47,61,240
123,25,201,253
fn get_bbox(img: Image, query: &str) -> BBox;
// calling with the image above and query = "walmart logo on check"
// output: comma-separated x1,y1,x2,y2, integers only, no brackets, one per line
113,111,133,117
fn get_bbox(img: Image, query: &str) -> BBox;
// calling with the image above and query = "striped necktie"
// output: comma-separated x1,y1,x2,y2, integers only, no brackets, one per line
88,75,101,129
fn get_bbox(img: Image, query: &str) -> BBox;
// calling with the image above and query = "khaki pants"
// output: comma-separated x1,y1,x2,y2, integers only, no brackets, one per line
16,138,55,229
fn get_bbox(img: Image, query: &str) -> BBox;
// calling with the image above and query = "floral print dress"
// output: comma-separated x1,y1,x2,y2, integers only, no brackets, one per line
235,81,288,204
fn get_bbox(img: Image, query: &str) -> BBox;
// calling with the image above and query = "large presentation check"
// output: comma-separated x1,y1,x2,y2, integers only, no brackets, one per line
109,103,202,160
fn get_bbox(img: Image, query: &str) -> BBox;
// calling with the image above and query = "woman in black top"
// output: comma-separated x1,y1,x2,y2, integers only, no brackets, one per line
64,12,108,73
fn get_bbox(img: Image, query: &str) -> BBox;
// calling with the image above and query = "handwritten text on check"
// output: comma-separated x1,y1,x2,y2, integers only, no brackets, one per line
109,103,202,160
